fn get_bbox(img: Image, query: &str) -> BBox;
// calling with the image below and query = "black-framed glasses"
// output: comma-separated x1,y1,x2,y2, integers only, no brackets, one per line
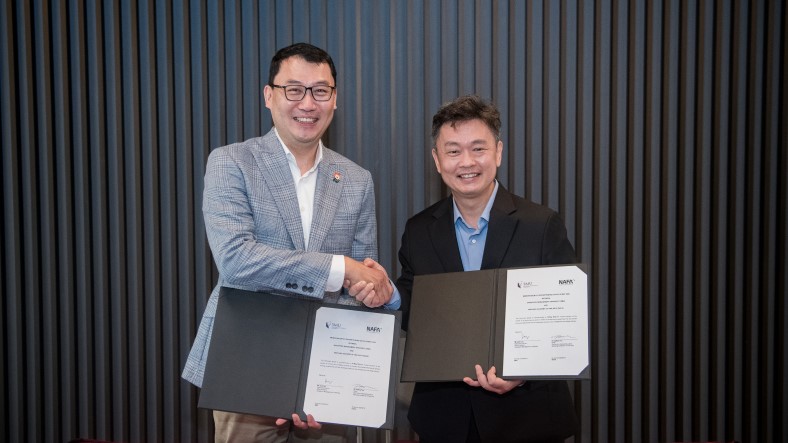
270,84,336,101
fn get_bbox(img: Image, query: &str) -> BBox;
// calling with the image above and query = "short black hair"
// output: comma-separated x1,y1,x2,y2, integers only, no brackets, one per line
431,95,501,147
268,42,337,85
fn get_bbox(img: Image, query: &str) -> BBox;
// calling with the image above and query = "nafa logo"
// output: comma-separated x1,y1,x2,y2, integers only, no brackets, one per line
559,279,574,285
367,326,381,333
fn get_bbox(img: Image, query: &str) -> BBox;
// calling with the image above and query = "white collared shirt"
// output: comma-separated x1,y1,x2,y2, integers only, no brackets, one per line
274,128,345,292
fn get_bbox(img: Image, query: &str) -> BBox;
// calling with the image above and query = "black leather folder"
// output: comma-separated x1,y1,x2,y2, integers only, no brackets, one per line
198,287,401,429
401,264,590,382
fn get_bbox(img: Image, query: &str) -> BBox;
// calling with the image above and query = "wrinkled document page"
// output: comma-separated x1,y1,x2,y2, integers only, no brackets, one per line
503,265,589,377
303,307,395,427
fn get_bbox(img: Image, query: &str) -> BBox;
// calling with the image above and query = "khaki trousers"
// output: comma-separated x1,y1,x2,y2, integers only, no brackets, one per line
213,411,355,443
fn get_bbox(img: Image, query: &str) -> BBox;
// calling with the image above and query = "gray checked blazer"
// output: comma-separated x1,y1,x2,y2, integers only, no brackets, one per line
182,128,377,387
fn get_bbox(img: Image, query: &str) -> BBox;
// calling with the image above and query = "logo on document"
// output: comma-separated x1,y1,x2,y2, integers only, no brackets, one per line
325,321,344,330
516,281,536,288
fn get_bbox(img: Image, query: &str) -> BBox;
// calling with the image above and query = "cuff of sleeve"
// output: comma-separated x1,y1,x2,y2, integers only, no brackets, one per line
383,282,401,310
325,255,345,292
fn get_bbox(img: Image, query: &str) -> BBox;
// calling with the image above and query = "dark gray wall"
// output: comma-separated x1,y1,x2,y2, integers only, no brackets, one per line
1,1,785,442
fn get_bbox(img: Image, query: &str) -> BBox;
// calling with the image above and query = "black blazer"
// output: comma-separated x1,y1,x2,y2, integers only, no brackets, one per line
396,186,580,443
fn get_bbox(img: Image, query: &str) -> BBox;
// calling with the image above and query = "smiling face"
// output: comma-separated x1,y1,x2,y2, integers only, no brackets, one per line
432,118,503,206
263,56,336,154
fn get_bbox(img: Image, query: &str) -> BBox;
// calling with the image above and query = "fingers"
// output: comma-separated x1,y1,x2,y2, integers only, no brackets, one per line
347,280,373,297
363,257,384,271
483,366,508,394
463,364,486,387
359,259,393,306
344,257,393,307
463,376,481,387
467,365,521,395
486,365,499,383
280,414,323,430
348,280,380,308
475,364,491,389
291,413,307,429
345,258,385,290
305,414,322,429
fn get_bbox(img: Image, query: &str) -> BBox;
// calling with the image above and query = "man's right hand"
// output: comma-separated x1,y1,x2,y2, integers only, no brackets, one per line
275,414,322,430
343,257,393,307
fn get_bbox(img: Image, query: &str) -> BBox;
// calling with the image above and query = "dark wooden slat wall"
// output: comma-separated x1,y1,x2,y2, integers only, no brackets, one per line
1,1,785,442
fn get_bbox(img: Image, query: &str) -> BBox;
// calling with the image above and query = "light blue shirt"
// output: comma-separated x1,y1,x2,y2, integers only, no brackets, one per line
388,183,499,309
453,181,499,271
385,280,401,310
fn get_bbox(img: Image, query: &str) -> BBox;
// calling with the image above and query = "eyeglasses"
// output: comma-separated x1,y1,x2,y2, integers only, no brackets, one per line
270,84,336,102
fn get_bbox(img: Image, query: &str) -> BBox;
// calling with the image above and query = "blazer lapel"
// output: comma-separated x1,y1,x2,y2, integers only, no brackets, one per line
481,187,519,269
428,197,465,273
307,151,344,252
256,131,305,250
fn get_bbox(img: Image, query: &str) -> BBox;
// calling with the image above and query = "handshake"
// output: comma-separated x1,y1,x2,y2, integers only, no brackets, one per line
342,257,393,308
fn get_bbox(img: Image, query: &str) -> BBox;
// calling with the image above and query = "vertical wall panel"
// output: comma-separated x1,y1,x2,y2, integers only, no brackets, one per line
1,1,20,442
1,1,785,442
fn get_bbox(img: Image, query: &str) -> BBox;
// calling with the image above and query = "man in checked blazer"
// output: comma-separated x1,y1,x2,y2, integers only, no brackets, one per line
182,43,399,443
352,95,578,442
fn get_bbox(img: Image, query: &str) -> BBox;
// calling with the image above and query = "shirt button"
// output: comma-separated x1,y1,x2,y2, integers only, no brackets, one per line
471,239,477,244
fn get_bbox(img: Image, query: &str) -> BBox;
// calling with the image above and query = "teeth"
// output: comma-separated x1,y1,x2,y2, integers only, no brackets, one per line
460,173,478,178
295,117,316,123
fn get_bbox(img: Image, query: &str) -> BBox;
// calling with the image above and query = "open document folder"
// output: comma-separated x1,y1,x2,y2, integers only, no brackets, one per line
401,264,590,382
198,287,401,429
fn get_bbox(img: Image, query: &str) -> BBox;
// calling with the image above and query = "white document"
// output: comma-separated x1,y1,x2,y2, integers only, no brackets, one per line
302,307,395,428
503,265,589,377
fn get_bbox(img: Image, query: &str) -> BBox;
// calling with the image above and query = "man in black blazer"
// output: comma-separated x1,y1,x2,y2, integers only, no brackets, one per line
353,95,579,442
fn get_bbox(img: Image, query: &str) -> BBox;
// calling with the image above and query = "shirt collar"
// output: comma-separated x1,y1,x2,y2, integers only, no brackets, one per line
453,180,499,228
274,127,324,176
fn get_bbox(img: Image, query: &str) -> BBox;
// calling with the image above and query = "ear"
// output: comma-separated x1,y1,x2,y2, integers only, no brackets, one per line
495,140,503,167
263,85,273,108
432,148,441,173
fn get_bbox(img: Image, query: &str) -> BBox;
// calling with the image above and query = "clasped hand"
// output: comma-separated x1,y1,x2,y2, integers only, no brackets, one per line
343,257,393,307
463,364,524,395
